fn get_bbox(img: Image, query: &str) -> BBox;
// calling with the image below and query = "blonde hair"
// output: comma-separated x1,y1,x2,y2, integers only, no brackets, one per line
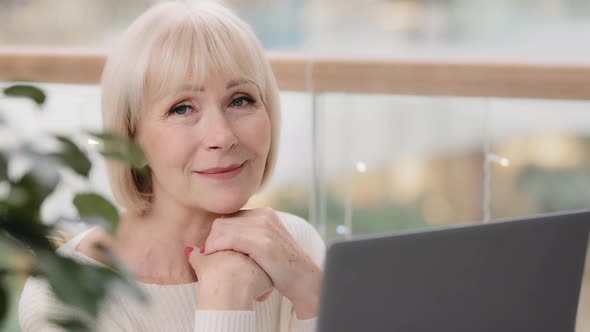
101,1,280,214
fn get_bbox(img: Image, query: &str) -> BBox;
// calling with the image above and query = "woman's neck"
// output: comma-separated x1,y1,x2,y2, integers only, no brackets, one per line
113,196,217,285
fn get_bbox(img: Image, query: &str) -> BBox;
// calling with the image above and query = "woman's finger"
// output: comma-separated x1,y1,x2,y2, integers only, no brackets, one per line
203,221,270,259
255,289,273,302
185,245,205,273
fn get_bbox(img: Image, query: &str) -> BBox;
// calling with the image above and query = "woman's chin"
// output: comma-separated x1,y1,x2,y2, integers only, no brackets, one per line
210,206,243,215
203,197,249,215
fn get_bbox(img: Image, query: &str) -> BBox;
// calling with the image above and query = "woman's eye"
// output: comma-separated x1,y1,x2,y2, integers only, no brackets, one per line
170,104,192,116
230,96,254,108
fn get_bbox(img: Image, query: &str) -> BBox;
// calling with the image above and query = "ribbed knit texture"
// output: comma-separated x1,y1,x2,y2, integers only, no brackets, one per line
195,311,255,332
18,211,325,332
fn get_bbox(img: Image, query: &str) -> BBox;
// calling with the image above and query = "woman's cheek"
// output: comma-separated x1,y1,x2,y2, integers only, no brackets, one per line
239,112,271,151
144,127,192,168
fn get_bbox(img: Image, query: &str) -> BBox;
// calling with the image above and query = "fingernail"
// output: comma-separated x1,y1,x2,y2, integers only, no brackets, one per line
200,246,205,254
184,246,194,258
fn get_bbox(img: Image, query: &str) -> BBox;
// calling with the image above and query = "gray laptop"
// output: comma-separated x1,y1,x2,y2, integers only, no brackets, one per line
317,210,590,332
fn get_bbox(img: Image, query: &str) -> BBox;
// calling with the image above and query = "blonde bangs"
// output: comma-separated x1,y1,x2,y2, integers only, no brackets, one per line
140,3,269,124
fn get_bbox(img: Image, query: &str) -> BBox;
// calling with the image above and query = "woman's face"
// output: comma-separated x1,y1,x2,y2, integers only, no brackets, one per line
136,73,271,214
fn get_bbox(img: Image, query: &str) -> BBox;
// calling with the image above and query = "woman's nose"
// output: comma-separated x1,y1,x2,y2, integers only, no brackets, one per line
202,108,238,151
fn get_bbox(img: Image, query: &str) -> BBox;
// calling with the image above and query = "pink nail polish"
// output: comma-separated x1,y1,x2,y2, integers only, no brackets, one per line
185,246,194,258
200,246,205,254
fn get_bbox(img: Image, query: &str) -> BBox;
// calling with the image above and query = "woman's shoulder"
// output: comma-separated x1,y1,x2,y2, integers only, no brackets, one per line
274,210,309,228
20,227,128,330
57,225,112,267
19,273,64,330
274,210,316,238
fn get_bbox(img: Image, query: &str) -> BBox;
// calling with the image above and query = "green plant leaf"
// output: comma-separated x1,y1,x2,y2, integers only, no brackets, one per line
73,193,118,232
0,153,7,182
3,85,46,106
38,251,144,319
9,166,59,212
0,282,7,323
48,317,90,332
0,213,55,251
50,136,91,178
88,131,146,169
35,252,145,329
39,253,110,317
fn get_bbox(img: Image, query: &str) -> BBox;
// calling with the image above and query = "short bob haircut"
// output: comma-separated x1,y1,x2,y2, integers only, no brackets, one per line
101,1,280,214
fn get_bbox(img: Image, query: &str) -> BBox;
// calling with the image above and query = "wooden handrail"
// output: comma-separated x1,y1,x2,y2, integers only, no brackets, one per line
1,48,590,100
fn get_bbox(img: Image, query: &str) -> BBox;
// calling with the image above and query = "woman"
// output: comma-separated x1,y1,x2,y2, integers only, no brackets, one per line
18,1,325,331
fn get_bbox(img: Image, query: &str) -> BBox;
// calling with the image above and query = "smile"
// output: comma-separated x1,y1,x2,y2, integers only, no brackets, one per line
195,161,246,180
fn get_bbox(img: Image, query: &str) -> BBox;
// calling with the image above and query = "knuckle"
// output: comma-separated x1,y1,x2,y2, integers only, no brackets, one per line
211,220,223,230
209,223,219,235
221,234,235,248
262,227,274,240
259,236,273,251
211,224,227,239
262,207,275,216
259,215,272,228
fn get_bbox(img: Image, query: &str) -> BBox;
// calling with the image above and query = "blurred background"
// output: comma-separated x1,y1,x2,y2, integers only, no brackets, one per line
1,0,590,331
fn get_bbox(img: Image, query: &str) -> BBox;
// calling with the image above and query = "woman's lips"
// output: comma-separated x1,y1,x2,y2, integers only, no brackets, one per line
195,162,246,180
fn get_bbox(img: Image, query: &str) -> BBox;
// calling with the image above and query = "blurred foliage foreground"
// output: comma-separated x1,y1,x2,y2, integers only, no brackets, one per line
0,85,147,330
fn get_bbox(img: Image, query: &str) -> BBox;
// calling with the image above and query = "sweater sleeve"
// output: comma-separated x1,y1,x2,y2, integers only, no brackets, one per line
194,310,256,332
294,317,318,332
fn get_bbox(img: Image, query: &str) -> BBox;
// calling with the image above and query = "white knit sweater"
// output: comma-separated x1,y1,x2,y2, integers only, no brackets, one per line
18,211,326,332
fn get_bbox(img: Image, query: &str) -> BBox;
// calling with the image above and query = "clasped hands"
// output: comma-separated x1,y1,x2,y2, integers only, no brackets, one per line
186,208,322,319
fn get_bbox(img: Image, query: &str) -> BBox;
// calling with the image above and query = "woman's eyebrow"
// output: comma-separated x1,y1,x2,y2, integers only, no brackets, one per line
226,78,255,90
179,84,205,93
176,78,253,93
